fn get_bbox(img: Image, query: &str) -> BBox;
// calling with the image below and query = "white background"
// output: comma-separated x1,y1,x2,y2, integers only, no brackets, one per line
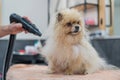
1,0,48,39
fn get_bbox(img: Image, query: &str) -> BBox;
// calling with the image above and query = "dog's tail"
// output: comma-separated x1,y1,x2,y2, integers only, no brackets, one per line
98,58,119,70
100,60,119,70
104,64,119,70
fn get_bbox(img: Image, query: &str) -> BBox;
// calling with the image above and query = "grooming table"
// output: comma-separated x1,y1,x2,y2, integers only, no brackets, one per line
7,64,120,80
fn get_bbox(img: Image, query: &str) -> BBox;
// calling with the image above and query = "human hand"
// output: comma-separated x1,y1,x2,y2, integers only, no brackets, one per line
8,16,30,34
8,23,24,34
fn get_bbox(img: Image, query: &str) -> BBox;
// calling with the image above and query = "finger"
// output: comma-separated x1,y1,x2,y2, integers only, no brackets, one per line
22,16,32,23
14,23,24,31
9,23,22,30
13,23,22,27
25,29,28,33
23,16,28,19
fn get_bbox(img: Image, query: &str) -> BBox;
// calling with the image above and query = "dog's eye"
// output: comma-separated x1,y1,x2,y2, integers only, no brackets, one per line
77,21,80,24
66,22,72,27
73,21,75,24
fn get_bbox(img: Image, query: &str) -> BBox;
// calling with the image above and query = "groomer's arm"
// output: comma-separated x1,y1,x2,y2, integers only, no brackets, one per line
0,23,24,38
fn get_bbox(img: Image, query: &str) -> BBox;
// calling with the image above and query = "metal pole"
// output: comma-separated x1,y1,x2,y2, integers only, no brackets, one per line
2,35,16,80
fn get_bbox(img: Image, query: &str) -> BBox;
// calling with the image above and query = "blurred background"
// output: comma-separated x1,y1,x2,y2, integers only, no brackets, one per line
0,0,120,75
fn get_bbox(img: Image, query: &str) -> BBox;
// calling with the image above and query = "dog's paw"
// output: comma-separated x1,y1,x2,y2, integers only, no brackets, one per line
64,70,73,75
84,70,95,74
46,69,55,74
84,71,88,75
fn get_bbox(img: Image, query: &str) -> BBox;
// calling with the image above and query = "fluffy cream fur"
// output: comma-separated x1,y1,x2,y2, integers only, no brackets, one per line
42,9,116,75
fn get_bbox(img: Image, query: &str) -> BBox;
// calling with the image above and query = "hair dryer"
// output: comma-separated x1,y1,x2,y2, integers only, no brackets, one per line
10,13,42,36
2,13,42,80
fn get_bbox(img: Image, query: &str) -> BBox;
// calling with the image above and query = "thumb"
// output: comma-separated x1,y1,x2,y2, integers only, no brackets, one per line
13,23,23,27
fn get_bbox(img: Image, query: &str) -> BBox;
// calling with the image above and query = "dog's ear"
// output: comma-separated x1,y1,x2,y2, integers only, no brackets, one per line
57,13,63,22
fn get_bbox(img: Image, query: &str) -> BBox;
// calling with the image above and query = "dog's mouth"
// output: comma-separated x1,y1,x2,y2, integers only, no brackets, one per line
67,31,80,35
73,28,79,33
67,26,81,35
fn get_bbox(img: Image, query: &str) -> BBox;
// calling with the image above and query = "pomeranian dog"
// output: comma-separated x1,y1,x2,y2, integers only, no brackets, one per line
42,9,117,75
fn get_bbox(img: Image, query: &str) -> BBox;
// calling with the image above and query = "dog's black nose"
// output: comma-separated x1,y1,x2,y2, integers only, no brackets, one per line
75,26,79,30
74,26,79,32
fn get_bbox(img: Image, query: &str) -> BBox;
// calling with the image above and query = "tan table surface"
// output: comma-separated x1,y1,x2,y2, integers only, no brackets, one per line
7,64,120,80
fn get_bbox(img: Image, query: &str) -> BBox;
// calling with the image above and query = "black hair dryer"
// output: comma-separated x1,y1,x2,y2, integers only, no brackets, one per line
2,13,42,80
10,13,42,36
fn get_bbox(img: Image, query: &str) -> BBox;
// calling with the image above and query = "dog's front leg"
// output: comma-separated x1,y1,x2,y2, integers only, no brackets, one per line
64,67,73,75
47,62,56,74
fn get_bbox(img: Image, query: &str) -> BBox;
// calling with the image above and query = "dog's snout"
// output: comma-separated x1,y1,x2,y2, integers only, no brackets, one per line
75,26,79,30
72,26,80,33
